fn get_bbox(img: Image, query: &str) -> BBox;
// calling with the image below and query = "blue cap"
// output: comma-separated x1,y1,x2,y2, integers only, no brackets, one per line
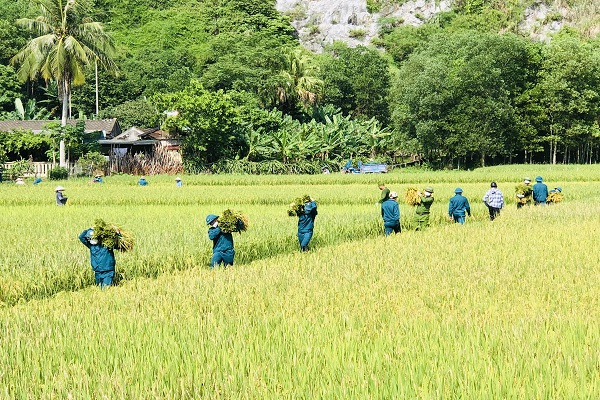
555,187,562,192
536,176,543,182
206,214,219,225
454,187,463,193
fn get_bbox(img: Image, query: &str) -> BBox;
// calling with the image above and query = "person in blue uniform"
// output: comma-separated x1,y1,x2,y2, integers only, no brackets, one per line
206,214,234,268
533,176,548,205
381,191,401,235
297,198,318,252
78,228,117,287
175,177,183,187
93,175,103,183
138,176,148,186
448,187,471,224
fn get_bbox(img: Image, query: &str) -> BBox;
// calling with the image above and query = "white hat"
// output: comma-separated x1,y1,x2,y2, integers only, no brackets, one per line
55,186,65,192
175,177,181,181
389,191,398,199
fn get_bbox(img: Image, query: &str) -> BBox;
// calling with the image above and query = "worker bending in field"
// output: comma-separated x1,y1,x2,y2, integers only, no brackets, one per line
206,214,234,268
483,182,504,221
55,186,68,206
78,228,117,287
381,191,401,236
415,187,434,230
448,188,471,224
297,198,318,252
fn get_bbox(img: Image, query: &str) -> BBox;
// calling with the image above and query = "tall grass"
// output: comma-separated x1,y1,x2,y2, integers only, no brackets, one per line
1,195,599,398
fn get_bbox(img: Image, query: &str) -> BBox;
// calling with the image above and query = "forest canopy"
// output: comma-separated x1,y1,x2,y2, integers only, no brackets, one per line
0,0,599,170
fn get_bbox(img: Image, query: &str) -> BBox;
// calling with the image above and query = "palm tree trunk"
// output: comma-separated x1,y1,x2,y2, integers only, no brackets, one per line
60,79,69,168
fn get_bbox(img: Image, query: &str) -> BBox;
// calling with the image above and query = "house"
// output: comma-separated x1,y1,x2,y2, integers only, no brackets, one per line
0,119,121,138
98,126,181,158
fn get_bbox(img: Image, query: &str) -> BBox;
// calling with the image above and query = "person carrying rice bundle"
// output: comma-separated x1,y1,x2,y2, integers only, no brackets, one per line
515,177,533,208
414,187,434,230
291,196,318,252
206,214,235,268
547,187,563,204
78,220,132,287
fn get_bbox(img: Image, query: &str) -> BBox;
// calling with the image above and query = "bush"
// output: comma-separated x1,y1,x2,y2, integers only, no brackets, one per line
49,167,69,180
6,159,34,181
77,152,108,176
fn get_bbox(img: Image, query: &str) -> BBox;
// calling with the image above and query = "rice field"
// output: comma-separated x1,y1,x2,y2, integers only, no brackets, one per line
1,164,599,398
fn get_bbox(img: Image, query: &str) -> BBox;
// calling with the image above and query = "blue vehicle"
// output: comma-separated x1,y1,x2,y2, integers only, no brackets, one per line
342,160,387,173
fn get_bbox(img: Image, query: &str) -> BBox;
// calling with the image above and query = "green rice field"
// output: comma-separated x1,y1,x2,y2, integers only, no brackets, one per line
1,164,599,398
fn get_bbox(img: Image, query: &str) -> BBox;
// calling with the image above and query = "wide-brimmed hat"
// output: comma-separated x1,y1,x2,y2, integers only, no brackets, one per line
454,187,463,193
524,177,531,183
55,186,65,192
535,176,543,182
554,187,562,192
424,187,434,193
389,191,398,199
175,177,181,181
206,214,219,225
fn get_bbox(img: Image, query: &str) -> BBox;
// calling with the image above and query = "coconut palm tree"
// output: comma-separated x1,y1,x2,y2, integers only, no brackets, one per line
11,0,117,167
276,48,324,112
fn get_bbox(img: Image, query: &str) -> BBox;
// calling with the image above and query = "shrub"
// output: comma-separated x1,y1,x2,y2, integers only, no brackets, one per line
349,29,367,39
77,152,108,176
6,159,34,181
49,167,69,180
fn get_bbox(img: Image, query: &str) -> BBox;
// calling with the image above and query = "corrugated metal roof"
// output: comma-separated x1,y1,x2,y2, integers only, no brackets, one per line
0,119,120,135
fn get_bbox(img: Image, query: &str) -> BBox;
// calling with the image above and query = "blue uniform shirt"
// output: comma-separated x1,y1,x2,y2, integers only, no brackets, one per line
78,229,116,272
208,227,234,253
533,183,548,202
298,201,318,233
381,198,400,227
448,194,471,217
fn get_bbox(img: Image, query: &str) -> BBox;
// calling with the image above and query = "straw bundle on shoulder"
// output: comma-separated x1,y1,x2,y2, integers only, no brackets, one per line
288,195,312,216
92,219,134,252
546,192,563,203
405,188,421,206
515,184,532,204
219,209,249,233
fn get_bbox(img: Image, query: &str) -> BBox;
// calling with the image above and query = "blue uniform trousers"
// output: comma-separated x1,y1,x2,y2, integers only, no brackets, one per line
211,250,234,268
95,270,115,287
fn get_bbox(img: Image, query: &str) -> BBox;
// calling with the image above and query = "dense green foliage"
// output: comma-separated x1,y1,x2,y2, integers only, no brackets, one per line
0,0,599,170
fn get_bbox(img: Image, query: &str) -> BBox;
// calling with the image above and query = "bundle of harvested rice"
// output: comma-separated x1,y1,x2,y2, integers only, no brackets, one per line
288,195,312,216
92,219,134,252
515,184,533,204
405,188,421,206
546,192,563,203
219,209,249,233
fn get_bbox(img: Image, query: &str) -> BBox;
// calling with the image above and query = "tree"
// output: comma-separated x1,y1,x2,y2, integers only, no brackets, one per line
389,31,536,168
274,48,324,113
527,31,600,164
319,43,391,124
153,82,247,166
11,0,117,167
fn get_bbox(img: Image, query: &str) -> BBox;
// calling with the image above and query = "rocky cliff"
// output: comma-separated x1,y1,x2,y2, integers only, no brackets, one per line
275,0,597,52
